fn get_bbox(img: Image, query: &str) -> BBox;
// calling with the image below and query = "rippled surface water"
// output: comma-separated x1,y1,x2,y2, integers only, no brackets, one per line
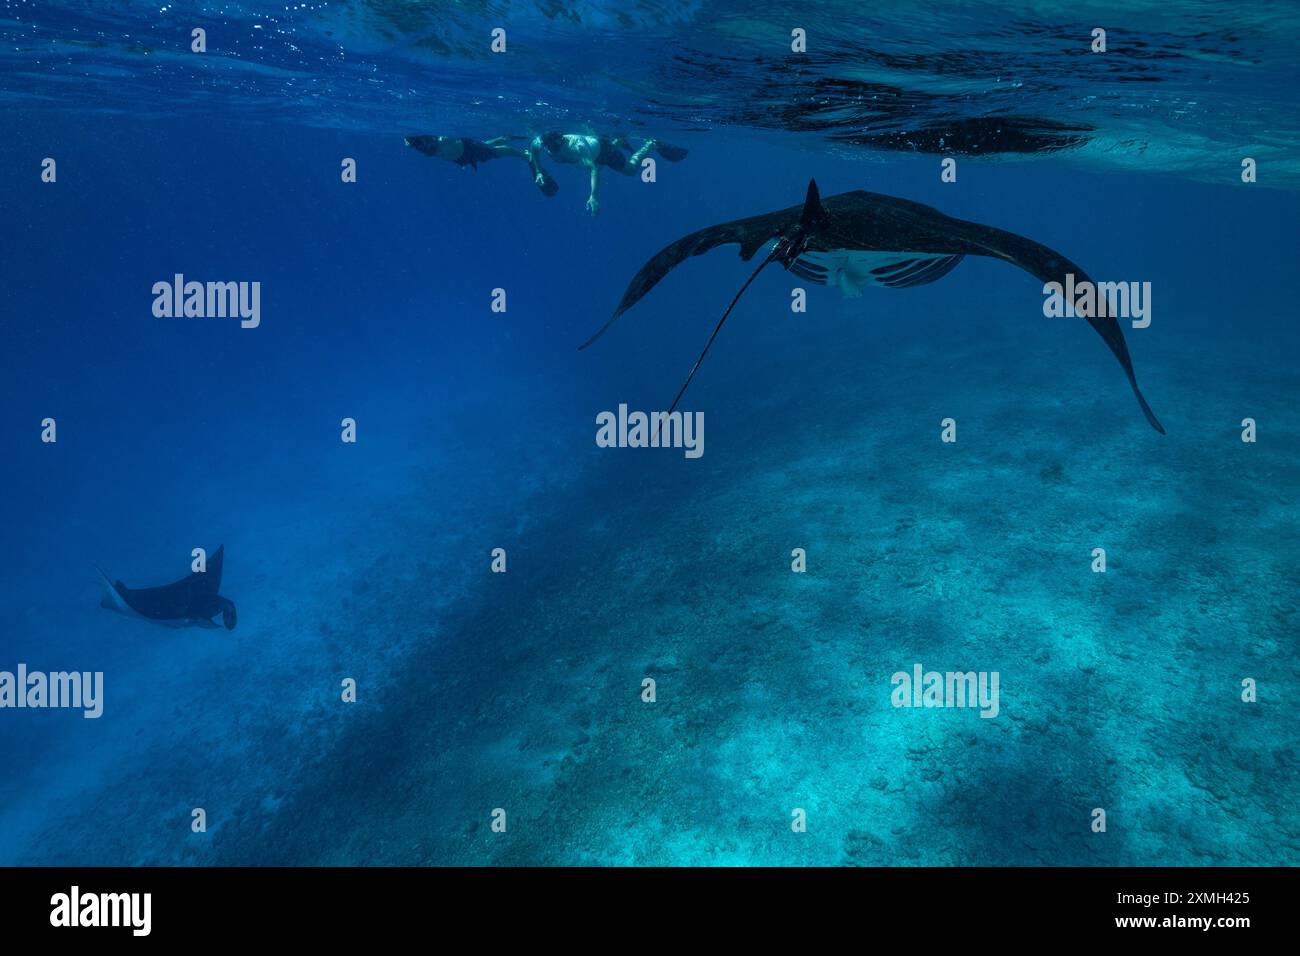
4,1,1300,185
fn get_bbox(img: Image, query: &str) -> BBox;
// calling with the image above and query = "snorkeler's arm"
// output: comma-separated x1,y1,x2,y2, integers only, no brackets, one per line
527,136,547,183
586,161,600,214
625,138,657,174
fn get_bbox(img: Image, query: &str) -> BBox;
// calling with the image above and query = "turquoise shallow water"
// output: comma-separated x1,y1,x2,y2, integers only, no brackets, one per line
0,3,1297,866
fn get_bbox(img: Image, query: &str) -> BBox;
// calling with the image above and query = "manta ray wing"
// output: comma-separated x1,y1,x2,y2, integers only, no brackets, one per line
116,578,197,620
201,544,225,593
934,215,1165,434
802,190,1164,432
96,566,135,616
578,205,802,350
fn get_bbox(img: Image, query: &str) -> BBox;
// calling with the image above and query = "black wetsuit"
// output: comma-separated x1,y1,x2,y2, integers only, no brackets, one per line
596,137,628,171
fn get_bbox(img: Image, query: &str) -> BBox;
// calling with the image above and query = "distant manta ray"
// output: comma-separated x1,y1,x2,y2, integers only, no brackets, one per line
580,179,1164,434
96,545,237,630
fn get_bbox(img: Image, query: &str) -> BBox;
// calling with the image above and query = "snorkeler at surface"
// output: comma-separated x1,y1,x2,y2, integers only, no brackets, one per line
527,133,689,214
404,131,688,209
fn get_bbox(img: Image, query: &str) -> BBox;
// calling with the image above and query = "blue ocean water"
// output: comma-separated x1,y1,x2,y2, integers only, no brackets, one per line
0,2,1297,866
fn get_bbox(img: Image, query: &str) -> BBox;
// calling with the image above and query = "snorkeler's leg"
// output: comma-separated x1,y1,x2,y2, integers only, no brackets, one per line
484,137,527,158
623,138,658,174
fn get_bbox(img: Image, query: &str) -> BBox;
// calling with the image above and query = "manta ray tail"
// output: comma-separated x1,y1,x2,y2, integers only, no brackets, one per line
657,180,823,436
657,249,780,438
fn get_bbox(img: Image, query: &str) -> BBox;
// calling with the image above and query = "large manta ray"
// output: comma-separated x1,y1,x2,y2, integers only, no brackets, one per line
96,545,237,630
581,179,1164,434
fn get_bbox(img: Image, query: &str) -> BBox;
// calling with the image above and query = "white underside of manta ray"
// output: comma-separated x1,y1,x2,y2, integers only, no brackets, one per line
580,179,1164,434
